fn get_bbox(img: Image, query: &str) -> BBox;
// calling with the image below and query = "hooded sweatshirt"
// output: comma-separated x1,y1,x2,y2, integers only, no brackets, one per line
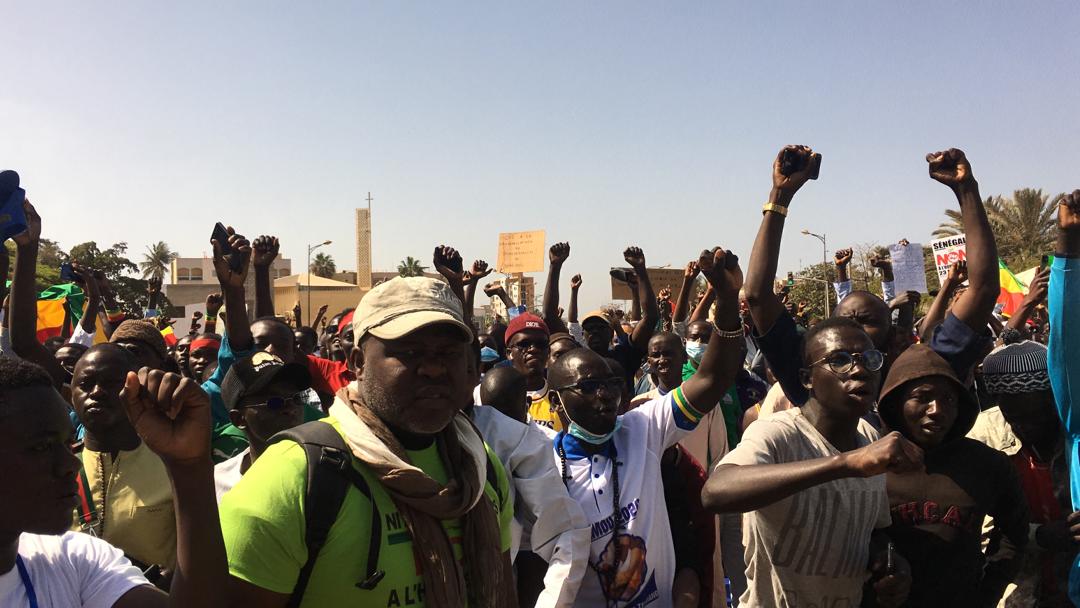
878,345,1030,607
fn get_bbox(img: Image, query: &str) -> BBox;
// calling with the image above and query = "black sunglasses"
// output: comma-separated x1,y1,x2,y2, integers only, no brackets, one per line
238,396,298,411
554,377,624,395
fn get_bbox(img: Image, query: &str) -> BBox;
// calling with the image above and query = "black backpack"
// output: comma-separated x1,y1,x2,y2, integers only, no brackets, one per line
270,420,503,608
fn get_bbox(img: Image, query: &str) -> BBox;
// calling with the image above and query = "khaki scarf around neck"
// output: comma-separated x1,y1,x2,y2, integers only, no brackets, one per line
329,388,516,608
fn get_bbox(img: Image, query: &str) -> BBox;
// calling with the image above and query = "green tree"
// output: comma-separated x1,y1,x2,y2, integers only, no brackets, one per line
933,190,1058,270
309,252,337,278
397,256,428,278
140,241,178,282
67,241,152,314
785,261,837,323
991,188,1059,271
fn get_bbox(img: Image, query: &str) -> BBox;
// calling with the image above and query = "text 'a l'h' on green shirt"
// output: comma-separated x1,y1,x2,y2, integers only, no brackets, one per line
219,416,513,608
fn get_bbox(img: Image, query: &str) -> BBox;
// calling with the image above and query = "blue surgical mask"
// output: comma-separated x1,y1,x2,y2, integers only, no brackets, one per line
567,416,623,445
685,340,706,363
556,390,623,445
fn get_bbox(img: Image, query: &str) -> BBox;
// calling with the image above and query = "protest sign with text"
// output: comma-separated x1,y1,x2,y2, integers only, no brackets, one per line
930,234,967,282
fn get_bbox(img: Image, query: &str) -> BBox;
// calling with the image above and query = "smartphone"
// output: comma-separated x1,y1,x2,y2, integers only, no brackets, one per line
1040,254,1050,271
0,170,28,241
786,271,795,287
59,262,83,284
211,222,245,273
886,541,896,575
807,153,822,180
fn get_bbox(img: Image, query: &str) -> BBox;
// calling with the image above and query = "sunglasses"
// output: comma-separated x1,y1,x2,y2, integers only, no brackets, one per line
808,349,885,375
554,377,624,395
238,396,298,411
509,339,549,353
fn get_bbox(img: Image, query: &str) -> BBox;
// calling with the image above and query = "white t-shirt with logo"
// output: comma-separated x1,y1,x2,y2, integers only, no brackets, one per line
0,532,149,608
214,447,251,501
553,389,703,607
720,408,890,607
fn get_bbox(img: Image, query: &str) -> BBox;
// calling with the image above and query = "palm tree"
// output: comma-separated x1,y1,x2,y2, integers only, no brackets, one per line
309,253,337,278
933,190,1058,269
140,241,178,282
397,256,428,277
993,188,1059,270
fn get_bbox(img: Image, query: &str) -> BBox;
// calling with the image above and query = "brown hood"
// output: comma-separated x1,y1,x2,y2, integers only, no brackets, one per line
878,344,979,441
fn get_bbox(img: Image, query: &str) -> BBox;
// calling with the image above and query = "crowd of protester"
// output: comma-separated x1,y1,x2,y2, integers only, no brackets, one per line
2,145,1080,607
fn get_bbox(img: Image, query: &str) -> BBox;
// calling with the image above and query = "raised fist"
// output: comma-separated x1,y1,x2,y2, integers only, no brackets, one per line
465,260,493,284
946,260,968,285
433,245,464,276
549,242,570,265
252,235,280,268
926,148,976,191
210,226,251,289
121,368,211,465
684,261,700,279
772,145,817,196
698,247,741,296
570,274,582,289
1060,190,1080,232
623,246,647,270
834,248,853,267
483,282,505,298
869,255,891,269
205,292,224,316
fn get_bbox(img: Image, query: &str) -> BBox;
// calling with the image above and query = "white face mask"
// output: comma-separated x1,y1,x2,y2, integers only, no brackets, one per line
685,340,706,363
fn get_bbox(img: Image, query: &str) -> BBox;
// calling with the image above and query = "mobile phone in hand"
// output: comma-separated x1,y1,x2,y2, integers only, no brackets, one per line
0,170,28,242
211,222,245,273
60,262,83,284
1041,254,1050,271
886,541,895,575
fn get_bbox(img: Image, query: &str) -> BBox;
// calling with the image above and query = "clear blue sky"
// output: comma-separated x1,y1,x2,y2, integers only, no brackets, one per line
5,2,1079,311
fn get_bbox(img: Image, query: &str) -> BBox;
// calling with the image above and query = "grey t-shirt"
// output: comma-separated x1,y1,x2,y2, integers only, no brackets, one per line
720,409,890,607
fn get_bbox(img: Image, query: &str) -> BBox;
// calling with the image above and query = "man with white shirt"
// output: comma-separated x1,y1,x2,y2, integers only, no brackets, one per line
548,247,744,607
0,354,228,607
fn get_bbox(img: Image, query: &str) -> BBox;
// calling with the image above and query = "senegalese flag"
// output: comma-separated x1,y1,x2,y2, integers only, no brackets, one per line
997,259,1027,318
35,283,86,342
160,325,178,347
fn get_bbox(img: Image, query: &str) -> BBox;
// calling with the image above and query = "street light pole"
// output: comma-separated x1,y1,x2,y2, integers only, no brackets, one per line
801,229,830,317
306,240,332,326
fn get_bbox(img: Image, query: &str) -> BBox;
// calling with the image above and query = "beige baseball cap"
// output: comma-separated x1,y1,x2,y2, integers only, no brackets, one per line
353,276,473,342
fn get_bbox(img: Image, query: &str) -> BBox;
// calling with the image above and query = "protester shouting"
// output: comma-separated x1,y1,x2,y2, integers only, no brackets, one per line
550,246,743,607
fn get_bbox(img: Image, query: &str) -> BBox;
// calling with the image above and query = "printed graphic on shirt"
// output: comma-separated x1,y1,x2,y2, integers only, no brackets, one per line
771,485,882,579
891,501,981,534
594,533,654,605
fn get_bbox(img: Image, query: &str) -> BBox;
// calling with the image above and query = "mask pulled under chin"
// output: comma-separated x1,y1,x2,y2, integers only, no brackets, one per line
566,416,623,445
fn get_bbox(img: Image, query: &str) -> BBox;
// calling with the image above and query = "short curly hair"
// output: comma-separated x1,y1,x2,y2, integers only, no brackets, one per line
0,358,56,415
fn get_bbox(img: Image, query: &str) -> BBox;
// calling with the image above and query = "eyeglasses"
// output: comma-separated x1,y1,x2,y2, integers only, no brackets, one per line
509,340,549,353
554,377,624,395
238,396,298,411
808,349,884,375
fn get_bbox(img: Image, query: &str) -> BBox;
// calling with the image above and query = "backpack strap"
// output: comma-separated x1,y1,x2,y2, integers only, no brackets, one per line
270,421,385,607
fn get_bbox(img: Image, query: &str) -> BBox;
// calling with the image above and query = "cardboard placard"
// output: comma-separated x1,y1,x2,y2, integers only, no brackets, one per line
610,267,687,300
930,234,967,282
496,230,546,274
888,242,929,293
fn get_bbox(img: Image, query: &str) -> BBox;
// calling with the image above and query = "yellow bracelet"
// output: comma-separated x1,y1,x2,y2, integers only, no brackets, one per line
762,202,789,217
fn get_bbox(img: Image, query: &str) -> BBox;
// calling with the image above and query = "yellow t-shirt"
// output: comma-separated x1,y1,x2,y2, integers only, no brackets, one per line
72,441,176,569
221,416,514,607
527,384,564,433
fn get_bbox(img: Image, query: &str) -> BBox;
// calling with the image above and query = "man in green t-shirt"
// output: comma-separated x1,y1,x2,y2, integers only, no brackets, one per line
221,276,516,608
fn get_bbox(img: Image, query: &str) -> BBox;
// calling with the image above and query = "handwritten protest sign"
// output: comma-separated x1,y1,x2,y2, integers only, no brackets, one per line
930,234,967,282
610,267,687,300
889,242,928,293
496,230,546,273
